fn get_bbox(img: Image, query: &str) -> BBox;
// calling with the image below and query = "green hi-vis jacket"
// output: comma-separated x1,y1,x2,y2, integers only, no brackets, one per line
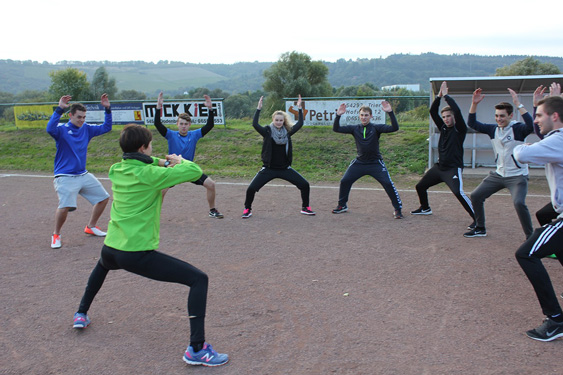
104,157,202,251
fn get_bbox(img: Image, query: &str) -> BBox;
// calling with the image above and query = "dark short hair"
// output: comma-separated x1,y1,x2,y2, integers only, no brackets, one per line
359,106,372,115
441,106,452,115
69,103,87,115
178,113,191,122
119,124,152,153
494,102,513,115
537,96,563,119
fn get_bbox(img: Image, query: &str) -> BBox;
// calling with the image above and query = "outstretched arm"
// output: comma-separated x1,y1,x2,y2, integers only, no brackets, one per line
153,91,168,137
200,94,215,136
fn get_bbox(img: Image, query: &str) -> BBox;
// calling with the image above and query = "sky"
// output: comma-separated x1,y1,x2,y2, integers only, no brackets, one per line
3,0,562,64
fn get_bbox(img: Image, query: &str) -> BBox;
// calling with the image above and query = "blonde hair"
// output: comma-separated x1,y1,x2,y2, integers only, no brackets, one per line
271,110,293,132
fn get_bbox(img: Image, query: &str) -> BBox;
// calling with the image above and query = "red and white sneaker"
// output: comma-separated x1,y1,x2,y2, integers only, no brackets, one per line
84,226,107,237
51,234,62,249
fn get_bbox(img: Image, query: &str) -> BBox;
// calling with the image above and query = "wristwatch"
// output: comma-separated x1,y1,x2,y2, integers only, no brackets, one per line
517,104,524,109
164,160,171,167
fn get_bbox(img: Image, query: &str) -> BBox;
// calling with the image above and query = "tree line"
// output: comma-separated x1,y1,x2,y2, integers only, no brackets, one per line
0,53,560,123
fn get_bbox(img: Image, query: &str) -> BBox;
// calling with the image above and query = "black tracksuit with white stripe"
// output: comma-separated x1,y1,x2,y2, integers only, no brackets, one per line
333,111,402,211
414,95,474,220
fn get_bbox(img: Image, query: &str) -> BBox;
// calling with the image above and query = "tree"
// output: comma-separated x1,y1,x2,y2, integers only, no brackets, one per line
119,89,146,100
90,67,118,99
224,94,253,118
495,57,561,76
48,68,90,101
16,90,49,103
262,51,332,112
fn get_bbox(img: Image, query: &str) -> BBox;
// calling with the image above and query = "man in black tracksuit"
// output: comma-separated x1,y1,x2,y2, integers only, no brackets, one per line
411,81,475,229
332,100,403,219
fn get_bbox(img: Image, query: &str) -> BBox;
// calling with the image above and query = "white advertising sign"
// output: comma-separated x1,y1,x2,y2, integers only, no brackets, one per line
143,100,225,125
285,99,385,126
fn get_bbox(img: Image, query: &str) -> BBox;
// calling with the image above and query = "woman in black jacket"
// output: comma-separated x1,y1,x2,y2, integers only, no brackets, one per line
241,95,315,218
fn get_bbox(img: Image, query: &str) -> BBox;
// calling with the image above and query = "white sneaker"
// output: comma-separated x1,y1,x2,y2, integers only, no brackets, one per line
84,226,107,237
51,234,62,249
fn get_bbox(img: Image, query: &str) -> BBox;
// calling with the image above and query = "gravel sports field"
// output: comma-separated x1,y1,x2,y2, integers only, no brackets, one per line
1,172,562,374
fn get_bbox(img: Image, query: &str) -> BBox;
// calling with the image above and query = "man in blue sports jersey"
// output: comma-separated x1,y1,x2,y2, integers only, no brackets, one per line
46,94,112,249
154,93,223,218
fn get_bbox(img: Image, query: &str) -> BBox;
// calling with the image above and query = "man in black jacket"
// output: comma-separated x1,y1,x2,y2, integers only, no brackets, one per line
332,100,403,219
410,81,475,230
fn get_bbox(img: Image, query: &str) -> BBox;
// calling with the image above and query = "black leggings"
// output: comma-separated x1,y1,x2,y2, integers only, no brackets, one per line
77,245,209,343
245,166,310,209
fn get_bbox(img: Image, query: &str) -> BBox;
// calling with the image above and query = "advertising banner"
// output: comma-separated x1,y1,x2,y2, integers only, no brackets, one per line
143,100,225,125
83,103,144,125
14,102,144,127
285,99,385,126
14,105,56,128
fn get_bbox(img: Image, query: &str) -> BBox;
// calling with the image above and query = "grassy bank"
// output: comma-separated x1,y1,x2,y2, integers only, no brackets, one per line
0,119,429,183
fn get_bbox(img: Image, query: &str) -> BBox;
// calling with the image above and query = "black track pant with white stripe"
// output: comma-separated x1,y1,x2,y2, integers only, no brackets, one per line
337,159,402,210
515,219,563,317
415,164,474,220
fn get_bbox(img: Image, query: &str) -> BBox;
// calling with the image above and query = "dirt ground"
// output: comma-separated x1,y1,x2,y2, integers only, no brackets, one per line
1,171,562,375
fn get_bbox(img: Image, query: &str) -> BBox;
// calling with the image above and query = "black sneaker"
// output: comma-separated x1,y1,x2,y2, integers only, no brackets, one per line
468,221,476,230
463,228,487,237
332,205,348,214
209,208,224,219
526,318,563,342
300,206,316,215
393,209,404,219
411,207,432,215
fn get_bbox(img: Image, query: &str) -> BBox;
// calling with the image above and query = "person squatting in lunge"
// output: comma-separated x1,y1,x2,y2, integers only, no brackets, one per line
410,81,475,230
513,95,563,342
46,94,112,249
72,124,229,367
241,95,315,218
154,92,224,218
464,87,534,239
332,100,403,219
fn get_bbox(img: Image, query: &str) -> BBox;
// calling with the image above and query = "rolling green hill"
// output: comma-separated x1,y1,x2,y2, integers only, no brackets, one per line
1,54,562,97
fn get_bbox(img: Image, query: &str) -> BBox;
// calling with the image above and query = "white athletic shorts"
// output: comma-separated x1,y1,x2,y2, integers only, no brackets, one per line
53,173,110,209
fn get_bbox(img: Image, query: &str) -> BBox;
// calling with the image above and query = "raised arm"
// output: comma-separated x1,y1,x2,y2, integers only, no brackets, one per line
508,87,529,117
252,96,268,136
333,103,346,132
153,91,168,137
95,93,112,134
466,88,495,136
46,95,71,137
200,94,215,136
379,101,399,133
289,94,304,135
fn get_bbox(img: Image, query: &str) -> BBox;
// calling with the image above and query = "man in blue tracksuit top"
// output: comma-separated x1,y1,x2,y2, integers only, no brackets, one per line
46,94,112,249
465,88,535,238
153,92,223,219
332,100,403,219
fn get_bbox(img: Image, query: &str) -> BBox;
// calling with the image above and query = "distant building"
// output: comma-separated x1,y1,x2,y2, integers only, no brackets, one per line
382,84,421,91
